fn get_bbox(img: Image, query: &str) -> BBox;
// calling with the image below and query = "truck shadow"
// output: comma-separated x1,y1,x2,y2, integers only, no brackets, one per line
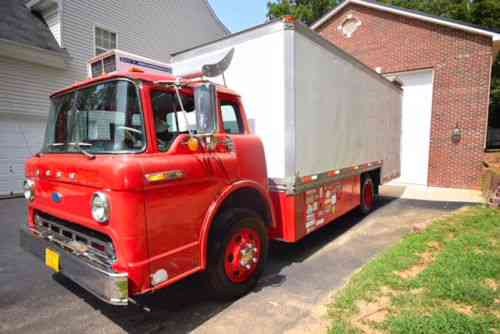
54,196,398,334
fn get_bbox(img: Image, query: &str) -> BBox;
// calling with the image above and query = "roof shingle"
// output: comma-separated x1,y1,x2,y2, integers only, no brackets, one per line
0,0,65,53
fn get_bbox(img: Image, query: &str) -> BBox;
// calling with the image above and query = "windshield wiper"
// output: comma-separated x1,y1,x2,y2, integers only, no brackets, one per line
68,142,95,160
67,106,95,160
48,142,65,147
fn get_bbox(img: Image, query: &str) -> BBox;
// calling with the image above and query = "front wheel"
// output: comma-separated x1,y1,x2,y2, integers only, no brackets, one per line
204,209,268,300
360,176,376,214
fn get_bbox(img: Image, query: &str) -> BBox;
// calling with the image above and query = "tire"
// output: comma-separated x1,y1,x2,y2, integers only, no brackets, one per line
360,175,376,214
204,208,269,300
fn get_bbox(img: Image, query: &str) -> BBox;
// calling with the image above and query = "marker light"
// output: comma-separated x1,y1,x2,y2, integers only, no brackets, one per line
23,179,35,201
187,137,199,151
91,192,110,223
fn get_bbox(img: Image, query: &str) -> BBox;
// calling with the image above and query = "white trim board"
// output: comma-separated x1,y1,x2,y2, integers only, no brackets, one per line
312,0,500,48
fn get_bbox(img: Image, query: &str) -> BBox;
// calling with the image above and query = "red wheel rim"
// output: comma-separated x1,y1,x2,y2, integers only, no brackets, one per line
364,180,374,209
224,227,262,283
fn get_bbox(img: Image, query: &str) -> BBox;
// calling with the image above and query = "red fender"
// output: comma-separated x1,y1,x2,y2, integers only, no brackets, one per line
199,180,276,269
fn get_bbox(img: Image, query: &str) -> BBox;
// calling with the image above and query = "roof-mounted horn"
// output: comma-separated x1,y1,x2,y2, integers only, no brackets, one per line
202,48,234,78
178,48,235,81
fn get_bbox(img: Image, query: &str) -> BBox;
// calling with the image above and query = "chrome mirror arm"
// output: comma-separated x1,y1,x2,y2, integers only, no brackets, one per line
173,82,194,138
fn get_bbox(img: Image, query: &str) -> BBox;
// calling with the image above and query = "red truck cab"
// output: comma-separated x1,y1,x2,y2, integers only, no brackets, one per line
21,69,277,305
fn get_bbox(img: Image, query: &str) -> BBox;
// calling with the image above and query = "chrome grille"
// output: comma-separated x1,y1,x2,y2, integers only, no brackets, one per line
34,212,116,268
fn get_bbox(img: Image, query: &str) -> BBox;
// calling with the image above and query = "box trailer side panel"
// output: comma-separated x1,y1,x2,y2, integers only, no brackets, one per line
172,24,288,179
292,26,402,183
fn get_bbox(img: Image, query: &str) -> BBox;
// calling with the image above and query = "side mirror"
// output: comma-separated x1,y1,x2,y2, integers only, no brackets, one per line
194,83,217,135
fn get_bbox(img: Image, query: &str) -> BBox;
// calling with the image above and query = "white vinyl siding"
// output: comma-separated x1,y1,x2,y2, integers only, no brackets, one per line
0,56,71,117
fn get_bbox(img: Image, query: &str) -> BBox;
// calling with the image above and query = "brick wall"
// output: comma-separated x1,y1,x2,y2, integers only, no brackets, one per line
316,4,494,189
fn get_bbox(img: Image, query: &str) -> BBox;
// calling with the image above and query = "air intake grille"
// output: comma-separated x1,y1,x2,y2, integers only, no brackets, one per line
90,56,117,78
34,211,116,268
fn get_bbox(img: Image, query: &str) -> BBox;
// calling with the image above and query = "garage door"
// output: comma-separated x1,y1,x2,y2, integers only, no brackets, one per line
0,115,46,196
388,70,434,186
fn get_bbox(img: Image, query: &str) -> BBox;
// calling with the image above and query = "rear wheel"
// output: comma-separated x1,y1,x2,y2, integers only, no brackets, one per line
360,176,376,214
204,209,268,300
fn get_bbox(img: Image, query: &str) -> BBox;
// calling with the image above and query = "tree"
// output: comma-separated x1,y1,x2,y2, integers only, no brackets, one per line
267,0,340,26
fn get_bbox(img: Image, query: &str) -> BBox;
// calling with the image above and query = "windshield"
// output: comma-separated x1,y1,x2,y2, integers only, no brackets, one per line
43,80,145,154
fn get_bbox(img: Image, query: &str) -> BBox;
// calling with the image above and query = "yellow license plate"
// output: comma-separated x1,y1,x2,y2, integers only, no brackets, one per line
45,248,60,272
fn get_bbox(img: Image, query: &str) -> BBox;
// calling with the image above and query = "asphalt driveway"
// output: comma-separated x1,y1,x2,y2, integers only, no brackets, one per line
0,193,472,334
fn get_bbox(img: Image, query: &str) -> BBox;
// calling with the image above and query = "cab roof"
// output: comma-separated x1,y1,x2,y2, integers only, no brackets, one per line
51,71,240,97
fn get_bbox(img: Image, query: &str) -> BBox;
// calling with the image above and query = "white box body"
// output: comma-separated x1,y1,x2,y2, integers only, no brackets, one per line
172,21,402,184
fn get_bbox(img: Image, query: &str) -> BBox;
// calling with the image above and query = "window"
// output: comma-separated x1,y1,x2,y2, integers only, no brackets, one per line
95,26,117,55
151,90,196,151
221,102,244,134
337,15,361,38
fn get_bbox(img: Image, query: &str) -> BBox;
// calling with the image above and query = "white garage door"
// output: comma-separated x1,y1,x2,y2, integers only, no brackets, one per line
389,70,434,186
0,115,46,196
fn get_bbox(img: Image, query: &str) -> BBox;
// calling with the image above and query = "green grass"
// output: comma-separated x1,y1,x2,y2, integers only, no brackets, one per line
327,207,500,334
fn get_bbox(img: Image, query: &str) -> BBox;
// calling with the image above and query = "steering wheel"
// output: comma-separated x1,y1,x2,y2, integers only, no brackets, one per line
116,126,143,135
116,126,143,148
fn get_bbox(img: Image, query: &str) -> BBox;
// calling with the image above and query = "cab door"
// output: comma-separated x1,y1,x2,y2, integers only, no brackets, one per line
142,87,224,285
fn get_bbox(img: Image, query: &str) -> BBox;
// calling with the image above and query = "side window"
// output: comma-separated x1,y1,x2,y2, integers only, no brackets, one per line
221,102,244,134
151,90,196,152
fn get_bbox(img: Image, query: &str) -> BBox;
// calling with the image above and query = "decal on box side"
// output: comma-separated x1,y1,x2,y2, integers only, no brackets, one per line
305,182,342,233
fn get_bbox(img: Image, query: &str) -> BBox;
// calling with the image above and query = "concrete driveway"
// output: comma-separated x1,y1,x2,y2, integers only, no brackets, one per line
0,191,472,334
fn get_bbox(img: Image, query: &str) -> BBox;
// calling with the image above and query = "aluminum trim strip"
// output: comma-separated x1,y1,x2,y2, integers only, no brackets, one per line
269,161,383,194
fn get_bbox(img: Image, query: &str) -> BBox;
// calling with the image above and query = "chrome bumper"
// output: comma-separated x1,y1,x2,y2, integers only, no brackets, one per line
20,226,129,305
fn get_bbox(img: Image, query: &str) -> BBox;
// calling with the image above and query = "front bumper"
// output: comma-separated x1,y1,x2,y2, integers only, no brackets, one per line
20,226,129,305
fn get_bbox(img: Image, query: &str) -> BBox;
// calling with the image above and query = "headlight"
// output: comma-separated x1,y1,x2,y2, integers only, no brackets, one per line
23,179,35,201
91,192,110,223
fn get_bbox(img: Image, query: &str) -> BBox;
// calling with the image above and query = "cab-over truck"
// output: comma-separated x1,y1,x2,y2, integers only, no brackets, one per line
20,19,401,305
